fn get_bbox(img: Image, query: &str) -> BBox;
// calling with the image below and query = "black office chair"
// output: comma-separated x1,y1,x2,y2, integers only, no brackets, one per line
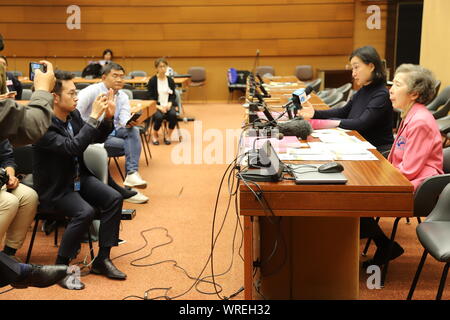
306,78,322,93
227,69,250,103
104,137,126,181
407,183,450,300
323,92,344,107
427,86,450,112
362,149,450,287
24,145,108,263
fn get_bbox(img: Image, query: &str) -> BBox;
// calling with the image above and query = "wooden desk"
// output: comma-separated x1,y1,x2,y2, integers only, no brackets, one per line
241,81,413,299
18,76,191,90
240,133,413,300
129,99,156,124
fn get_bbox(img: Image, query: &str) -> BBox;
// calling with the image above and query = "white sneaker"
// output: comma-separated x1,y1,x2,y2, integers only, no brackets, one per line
124,191,149,204
124,172,147,189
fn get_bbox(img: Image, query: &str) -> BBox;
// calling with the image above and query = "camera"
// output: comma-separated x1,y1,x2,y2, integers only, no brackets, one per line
0,168,10,189
29,62,47,81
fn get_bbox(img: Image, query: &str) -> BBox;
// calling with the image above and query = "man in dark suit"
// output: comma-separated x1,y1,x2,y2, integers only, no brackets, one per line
33,71,127,290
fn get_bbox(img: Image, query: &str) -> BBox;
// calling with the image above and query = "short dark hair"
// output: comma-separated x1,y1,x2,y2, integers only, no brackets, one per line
102,62,125,76
349,46,386,85
0,55,7,65
52,70,74,95
154,57,168,68
102,49,113,59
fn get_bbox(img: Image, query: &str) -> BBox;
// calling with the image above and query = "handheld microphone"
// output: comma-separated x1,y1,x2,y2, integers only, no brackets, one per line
292,85,314,114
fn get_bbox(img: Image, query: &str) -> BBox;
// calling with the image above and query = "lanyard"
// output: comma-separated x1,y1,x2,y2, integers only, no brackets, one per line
65,122,81,191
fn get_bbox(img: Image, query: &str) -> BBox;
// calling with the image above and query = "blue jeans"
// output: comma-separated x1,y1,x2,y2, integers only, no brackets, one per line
104,127,141,175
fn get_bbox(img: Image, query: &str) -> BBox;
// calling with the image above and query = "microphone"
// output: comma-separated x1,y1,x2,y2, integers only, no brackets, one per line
292,85,314,113
248,132,284,168
256,74,271,98
282,100,295,119
277,117,313,140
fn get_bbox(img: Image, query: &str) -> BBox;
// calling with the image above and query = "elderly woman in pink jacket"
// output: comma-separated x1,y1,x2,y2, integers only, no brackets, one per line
361,64,443,268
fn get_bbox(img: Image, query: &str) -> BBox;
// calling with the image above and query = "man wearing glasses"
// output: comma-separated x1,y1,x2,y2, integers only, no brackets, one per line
33,71,127,289
77,63,148,191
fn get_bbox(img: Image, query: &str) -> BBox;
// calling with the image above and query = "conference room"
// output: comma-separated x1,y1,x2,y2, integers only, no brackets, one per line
0,0,450,303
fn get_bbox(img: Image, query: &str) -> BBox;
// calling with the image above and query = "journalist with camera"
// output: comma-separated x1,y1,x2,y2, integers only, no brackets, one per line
0,35,69,290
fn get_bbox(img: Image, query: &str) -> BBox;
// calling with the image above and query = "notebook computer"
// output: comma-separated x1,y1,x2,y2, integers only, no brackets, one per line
288,164,348,185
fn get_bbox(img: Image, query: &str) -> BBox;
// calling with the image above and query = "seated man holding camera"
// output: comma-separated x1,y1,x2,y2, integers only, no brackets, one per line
33,71,127,290
0,139,38,261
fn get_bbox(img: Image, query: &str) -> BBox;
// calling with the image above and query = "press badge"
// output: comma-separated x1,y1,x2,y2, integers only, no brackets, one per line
74,178,81,192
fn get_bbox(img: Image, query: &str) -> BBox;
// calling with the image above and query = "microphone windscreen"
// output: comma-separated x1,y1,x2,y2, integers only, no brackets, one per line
277,119,312,140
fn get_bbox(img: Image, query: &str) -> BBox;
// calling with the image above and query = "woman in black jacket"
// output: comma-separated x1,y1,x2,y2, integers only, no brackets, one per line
300,46,394,154
146,58,178,145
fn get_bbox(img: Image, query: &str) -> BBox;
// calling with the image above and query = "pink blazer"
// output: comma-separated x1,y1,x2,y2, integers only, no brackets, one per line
388,103,443,191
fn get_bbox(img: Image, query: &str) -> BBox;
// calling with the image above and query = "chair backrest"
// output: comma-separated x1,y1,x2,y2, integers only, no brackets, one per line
336,83,352,101
132,89,150,100
307,78,322,93
443,147,450,174
83,144,108,184
10,70,22,77
331,101,347,109
323,92,344,107
431,79,442,102
421,182,450,223
187,67,206,82
295,65,313,81
255,66,275,77
427,86,450,111
121,88,133,100
414,174,450,217
21,89,32,100
129,70,147,78
71,71,82,77
75,82,91,90
432,98,450,120
317,88,337,99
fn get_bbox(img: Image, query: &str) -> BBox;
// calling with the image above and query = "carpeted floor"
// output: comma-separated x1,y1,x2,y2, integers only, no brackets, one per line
0,103,448,300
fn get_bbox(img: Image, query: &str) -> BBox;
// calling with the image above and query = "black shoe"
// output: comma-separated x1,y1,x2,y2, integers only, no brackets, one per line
11,264,68,289
91,258,127,280
152,140,160,145
362,241,404,269
164,138,171,145
58,274,85,290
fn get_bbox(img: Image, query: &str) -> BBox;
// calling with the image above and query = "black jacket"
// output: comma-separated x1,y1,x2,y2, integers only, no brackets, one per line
313,82,394,148
6,72,22,100
146,75,178,107
32,109,113,209
0,139,16,170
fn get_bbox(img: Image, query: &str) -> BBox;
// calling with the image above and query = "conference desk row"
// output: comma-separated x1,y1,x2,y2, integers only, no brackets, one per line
240,79,414,300
18,76,191,90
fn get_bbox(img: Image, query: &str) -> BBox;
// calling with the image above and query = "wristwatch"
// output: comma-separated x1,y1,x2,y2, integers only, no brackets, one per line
87,117,101,128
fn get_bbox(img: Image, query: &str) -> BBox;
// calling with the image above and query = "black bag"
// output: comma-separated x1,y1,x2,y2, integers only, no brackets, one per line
81,63,103,78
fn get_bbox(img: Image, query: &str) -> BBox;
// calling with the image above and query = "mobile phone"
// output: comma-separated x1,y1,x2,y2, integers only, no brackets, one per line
29,62,47,81
127,111,143,125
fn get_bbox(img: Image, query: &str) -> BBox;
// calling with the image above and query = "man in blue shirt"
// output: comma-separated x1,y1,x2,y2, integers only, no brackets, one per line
77,63,147,189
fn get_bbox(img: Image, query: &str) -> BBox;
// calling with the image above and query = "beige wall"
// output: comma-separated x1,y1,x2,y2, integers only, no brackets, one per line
421,0,450,91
